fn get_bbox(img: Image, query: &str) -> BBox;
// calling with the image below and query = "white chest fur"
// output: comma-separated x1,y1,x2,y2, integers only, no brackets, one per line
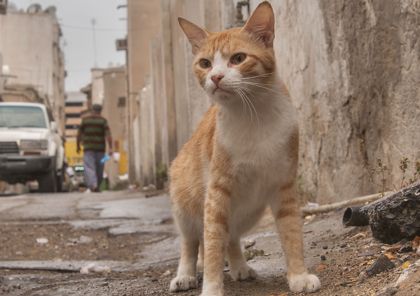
216,96,298,236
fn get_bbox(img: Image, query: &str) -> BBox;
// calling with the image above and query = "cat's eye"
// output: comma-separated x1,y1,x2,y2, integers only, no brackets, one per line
230,53,247,65
199,58,212,69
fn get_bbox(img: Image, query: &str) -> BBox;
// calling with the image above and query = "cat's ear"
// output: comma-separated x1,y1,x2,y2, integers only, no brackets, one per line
241,1,275,48
178,17,209,54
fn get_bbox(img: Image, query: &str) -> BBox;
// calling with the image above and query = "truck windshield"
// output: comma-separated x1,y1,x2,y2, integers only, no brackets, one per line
0,106,47,128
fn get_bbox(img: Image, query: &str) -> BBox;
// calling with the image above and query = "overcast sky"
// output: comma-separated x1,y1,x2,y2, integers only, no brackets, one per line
11,0,127,92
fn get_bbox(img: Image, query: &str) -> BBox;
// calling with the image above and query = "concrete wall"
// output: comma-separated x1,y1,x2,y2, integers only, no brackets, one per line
0,52,3,96
0,10,65,134
126,0,162,183
100,67,128,188
245,0,420,203
90,69,105,105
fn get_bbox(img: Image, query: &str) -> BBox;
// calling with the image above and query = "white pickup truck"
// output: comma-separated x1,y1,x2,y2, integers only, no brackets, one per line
0,102,65,192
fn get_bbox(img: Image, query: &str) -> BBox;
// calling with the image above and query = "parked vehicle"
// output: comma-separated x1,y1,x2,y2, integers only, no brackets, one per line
0,102,65,192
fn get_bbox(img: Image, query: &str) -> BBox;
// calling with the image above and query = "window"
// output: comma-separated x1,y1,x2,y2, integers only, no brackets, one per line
117,97,126,107
65,102,84,107
0,106,47,128
65,124,79,130
66,113,80,118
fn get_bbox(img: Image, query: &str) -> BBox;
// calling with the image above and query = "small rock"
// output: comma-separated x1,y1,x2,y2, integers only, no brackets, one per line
80,263,111,274
36,238,48,244
315,263,327,272
412,236,420,255
398,243,413,253
377,286,398,296
395,270,410,286
366,255,395,277
244,239,256,249
161,270,171,277
320,255,326,261
322,245,328,250
350,233,366,240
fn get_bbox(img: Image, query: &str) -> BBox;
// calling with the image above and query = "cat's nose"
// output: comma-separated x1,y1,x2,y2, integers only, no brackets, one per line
211,74,224,86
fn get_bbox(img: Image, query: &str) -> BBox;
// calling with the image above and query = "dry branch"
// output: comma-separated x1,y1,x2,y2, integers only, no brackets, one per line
301,191,392,215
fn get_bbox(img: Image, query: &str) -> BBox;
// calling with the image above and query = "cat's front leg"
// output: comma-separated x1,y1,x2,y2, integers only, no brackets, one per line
227,239,257,281
270,183,321,293
200,179,232,296
169,237,199,292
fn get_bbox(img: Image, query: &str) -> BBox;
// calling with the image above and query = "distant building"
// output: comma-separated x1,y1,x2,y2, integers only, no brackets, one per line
0,4,65,134
64,91,87,167
64,91,87,140
0,0,7,15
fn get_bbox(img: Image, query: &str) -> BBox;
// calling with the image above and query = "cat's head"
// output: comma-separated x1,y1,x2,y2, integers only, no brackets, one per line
179,1,276,104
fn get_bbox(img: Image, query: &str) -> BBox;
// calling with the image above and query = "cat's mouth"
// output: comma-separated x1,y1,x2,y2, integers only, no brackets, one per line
212,86,232,95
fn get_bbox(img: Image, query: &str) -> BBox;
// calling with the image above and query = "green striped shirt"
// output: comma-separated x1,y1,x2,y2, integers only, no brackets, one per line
79,116,110,152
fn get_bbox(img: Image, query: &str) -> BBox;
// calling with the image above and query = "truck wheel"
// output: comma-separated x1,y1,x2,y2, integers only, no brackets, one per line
38,170,58,193
56,171,65,192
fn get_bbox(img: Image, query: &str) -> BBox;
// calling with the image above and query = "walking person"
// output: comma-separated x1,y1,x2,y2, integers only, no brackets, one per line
77,104,113,192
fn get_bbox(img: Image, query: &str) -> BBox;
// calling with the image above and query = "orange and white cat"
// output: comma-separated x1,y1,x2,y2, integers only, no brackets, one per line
169,2,320,295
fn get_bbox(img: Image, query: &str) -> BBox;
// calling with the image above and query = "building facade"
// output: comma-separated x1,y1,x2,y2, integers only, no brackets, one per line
0,5,66,134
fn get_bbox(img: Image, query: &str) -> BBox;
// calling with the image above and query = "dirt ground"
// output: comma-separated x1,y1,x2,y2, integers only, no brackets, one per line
0,192,419,296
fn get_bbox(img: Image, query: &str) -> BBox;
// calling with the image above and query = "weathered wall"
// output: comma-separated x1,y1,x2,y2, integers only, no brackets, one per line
0,11,65,134
126,0,162,183
102,67,128,187
169,0,235,150
0,53,4,96
253,0,420,203
138,81,157,187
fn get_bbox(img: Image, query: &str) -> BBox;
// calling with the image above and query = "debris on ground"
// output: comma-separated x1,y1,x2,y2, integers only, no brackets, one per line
244,239,256,249
244,248,265,261
412,236,420,255
1,191,419,295
67,235,93,245
365,255,395,277
36,238,48,245
160,270,171,277
343,182,420,244
80,262,111,274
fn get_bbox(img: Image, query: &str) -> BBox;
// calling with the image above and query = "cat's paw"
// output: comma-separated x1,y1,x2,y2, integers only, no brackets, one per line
288,272,321,293
200,290,223,296
200,283,223,296
229,264,257,281
169,275,198,292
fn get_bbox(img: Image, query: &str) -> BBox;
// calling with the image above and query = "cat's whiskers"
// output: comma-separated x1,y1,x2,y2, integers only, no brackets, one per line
240,72,275,80
233,88,251,122
235,81,285,96
236,85,261,128
234,87,256,125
